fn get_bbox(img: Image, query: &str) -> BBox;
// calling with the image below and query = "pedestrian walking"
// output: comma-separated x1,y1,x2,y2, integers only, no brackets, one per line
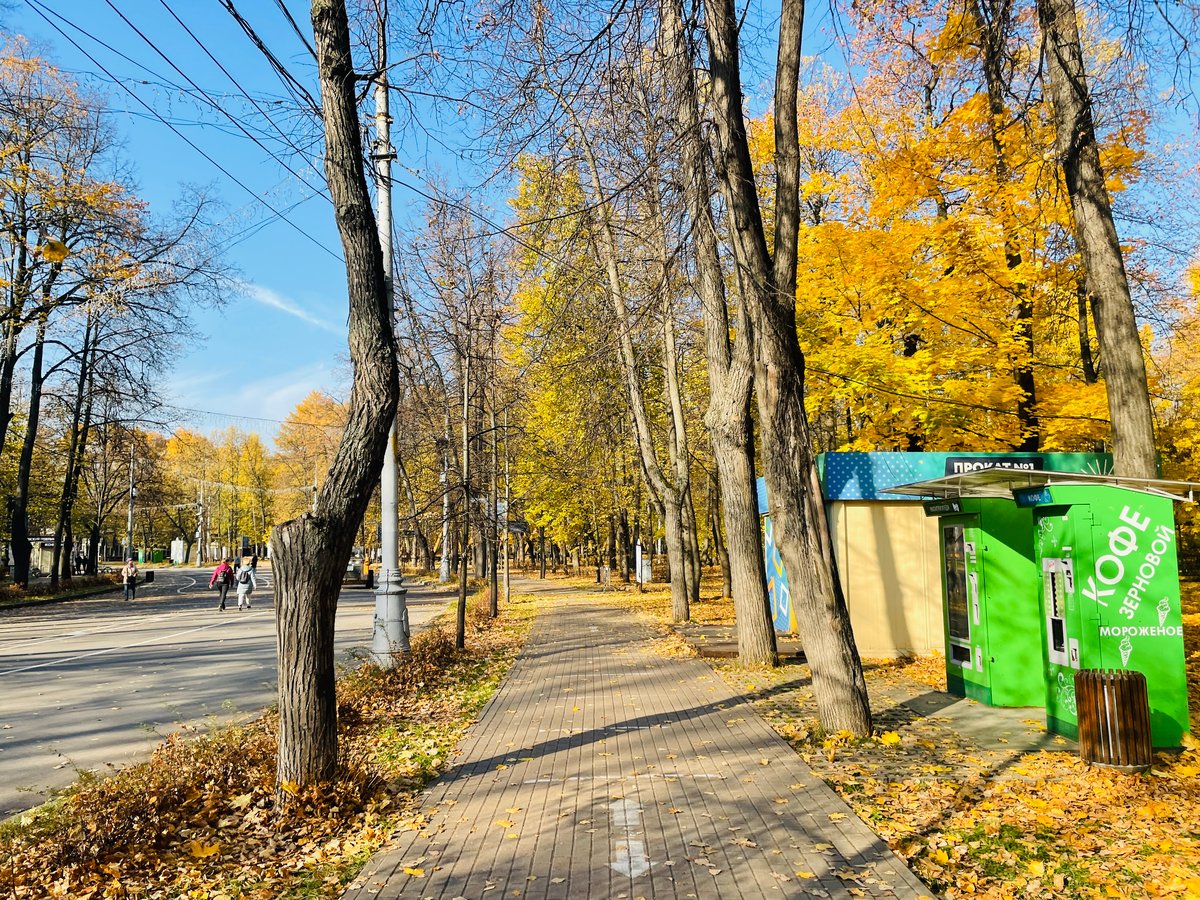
209,557,235,611
121,558,138,601
249,552,258,573
234,559,256,610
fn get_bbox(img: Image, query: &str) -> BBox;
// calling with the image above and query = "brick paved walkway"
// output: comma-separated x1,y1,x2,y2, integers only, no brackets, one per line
342,597,931,899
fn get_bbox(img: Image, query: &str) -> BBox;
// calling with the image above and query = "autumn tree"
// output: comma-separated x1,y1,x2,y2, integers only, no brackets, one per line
696,0,872,732
1037,0,1156,476
271,0,399,791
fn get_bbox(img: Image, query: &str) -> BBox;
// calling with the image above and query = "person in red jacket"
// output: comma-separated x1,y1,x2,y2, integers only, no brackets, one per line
209,558,235,611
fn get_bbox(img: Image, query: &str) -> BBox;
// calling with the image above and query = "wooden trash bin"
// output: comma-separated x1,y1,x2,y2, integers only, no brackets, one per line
1074,669,1153,773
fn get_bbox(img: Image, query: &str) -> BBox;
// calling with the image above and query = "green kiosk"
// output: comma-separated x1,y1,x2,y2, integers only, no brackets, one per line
890,469,1192,748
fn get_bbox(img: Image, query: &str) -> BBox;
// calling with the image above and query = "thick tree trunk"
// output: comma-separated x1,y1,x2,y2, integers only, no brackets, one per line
538,526,546,578
1037,0,1155,477
663,0,776,666
699,0,869,726
274,0,400,792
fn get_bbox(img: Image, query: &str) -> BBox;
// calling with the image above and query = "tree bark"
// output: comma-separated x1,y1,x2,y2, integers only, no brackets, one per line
663,0,776,665
710,472,733,600
273,0,400,792
52,314,96,589
1037,0,1156,477
11,311,49,587
699,0,869,727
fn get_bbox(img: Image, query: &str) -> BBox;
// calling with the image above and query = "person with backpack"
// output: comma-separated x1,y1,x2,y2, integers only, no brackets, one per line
209,557,235,611
234,558,256,610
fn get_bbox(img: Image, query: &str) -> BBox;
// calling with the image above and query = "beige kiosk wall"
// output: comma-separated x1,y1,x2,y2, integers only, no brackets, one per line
828,500,944,658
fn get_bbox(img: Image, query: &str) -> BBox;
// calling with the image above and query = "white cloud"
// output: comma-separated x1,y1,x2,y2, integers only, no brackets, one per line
243,283,344,336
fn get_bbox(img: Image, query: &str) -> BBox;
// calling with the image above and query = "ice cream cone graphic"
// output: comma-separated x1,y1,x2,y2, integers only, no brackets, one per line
1158,597,1171,626
1119,636,1133,667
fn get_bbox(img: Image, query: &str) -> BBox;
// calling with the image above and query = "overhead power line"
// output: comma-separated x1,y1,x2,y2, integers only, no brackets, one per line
24,0,343,264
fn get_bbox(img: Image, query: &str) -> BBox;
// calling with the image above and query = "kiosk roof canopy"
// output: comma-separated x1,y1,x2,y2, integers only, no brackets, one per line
884,468,1200,502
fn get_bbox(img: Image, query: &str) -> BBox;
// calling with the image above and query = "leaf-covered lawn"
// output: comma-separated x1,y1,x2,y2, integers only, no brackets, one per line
0,592,534,898
706,581,1200,899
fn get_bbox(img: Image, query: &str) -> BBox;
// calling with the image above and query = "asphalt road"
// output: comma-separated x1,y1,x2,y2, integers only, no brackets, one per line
0,565,456,817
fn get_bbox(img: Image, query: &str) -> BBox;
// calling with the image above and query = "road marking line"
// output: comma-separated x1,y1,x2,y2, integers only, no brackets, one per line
0,619,245,677
1,609,205,652
608,799,652,877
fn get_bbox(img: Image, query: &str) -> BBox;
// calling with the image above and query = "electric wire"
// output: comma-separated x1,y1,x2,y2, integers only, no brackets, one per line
219,0,321,115
150,0,331,194
24,0,343,264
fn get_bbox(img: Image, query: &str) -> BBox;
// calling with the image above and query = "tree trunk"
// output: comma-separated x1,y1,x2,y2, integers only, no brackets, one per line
618,509,632,582
538,525,546,578
1078,280,1099,383
274,0,400,792
710,473,733,601
456,325,472,648
663,0,777,665
1037,0,1155,477
700,0,869,726
52,317,96,590
11,312,48,587
682,484,702,602
973,0,1038,450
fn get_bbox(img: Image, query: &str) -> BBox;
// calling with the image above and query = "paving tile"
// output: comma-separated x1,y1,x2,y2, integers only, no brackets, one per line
342,598,931,899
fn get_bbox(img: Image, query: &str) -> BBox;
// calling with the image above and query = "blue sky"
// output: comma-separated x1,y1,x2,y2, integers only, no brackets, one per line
6,1,437,440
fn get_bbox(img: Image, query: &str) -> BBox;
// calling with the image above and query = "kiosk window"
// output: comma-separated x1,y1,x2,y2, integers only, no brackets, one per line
944,525,970,644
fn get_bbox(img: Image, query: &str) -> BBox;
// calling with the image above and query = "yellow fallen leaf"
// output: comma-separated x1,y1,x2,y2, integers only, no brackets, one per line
187,839,219,858
932,850,949,865
230,792,253,810
796,870,815,878
403,867,425,877
495,819,516,828
829,813,846,821
878,731,901,745
1027,860,1045,877
279,779,300,796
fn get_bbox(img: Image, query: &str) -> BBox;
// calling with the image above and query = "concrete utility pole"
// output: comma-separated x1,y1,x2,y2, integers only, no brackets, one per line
371,10,410,664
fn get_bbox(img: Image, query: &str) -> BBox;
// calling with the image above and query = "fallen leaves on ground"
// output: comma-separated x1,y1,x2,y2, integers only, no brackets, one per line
0,591,534,898
707,583,1200,899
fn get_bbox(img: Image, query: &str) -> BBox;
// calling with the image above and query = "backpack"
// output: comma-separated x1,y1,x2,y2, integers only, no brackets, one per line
238,568,251,585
